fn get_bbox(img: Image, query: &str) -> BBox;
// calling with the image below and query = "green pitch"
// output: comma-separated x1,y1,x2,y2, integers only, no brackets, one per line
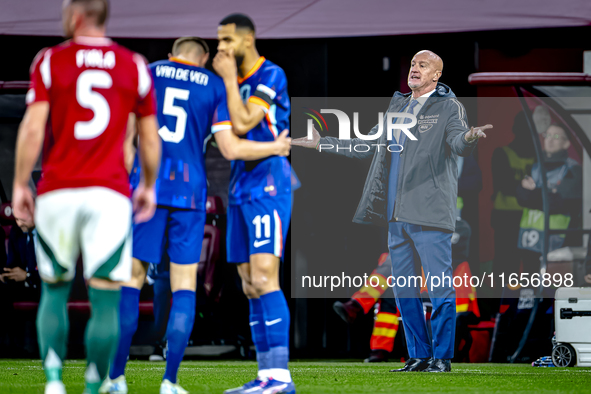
0,360,590,393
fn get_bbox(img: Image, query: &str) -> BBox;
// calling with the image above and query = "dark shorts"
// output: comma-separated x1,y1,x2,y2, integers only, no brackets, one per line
133,206,205,265
226,194,291,263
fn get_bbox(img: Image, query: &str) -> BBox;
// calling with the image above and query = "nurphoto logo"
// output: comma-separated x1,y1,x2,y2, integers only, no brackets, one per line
304,108,418,152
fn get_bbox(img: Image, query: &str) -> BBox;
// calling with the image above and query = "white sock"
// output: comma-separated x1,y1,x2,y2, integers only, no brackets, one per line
45,381,66,394
258,369,271,381
267,368,292,383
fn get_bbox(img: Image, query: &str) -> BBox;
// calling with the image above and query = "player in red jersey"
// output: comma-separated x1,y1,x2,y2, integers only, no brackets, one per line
12,1,161,393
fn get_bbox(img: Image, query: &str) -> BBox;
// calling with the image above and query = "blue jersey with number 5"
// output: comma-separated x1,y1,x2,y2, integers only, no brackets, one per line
143,58,231,210
231,57,298,204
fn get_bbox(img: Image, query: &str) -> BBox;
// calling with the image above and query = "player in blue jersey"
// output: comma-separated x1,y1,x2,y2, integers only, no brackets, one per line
214,14,298,394
101,37,292,394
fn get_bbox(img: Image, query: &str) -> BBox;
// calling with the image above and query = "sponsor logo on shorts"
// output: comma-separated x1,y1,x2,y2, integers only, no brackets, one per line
253,239,271,248
265,318,283,326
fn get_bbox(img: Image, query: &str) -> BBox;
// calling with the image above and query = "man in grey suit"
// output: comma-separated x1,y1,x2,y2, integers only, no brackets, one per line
293,50,491,372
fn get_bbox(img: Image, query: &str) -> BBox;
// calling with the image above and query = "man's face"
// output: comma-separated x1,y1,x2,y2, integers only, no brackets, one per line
407,53,440,91
544,125,570,154
15,217,34,233
217,24,247,59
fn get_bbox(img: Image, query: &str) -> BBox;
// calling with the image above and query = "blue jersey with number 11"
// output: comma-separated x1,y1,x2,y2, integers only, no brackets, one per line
146,58,231,210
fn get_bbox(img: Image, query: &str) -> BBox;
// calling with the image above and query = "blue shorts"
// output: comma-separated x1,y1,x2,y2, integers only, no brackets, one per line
133,206,205,265
227,194,291,263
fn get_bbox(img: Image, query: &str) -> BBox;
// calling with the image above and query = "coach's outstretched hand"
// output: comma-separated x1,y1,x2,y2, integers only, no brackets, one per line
465,124,493,142
132,183,157,224
12,184,35,226
275,129,292,157
291,126,321,149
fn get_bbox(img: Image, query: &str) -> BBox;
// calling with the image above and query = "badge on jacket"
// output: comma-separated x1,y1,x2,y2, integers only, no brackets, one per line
418,114,438,133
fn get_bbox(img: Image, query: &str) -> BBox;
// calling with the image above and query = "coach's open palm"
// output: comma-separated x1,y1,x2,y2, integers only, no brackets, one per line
292,126,321,149
275,129,292,157
132,183,157,224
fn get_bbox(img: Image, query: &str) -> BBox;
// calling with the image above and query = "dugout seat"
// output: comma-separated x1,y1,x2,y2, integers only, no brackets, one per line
206,196,225,215
206,195,225,229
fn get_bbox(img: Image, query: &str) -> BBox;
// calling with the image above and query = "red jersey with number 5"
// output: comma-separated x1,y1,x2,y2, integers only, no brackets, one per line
27,36,156,197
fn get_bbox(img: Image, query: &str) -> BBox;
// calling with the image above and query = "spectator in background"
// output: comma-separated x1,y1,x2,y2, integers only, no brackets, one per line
0,215,40,357
1,216,40,300
516,123,582,274
491,112,535,278
0,226,6,268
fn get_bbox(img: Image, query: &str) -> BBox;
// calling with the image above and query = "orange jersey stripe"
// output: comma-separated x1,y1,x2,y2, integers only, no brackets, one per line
238,56,266,84
248,96,271,110
169,57,200,67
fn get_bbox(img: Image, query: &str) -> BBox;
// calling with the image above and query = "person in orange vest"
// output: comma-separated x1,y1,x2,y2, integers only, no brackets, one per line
333,252,401,362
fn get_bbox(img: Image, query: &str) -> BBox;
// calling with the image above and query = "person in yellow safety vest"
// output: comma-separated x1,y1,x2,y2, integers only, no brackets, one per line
516,123,582,275
491,112,535,280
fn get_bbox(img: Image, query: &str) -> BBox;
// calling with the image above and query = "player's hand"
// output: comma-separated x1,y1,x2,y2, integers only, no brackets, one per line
274,129,292,157
12,184,35,227
522,175,536,190
292,126,321,149
465,124,493,142
213,48,238,81
3,267,27,282
132,183,157,224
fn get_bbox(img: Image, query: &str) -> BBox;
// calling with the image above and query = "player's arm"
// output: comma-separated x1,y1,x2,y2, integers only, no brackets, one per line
224,80,266,135
13,102,49,221
136,115,160,188
132,54,161,223
131,114,160,224
214,128,290,161
213,49,266,135
14,103,48,188
124,113,138,174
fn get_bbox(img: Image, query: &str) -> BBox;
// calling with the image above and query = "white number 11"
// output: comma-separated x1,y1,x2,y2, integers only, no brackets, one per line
252,214,271,239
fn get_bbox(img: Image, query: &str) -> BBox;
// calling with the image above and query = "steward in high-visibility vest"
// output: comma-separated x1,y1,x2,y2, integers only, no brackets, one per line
490,112,536,278
516,125,582,254
493,146,535,211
